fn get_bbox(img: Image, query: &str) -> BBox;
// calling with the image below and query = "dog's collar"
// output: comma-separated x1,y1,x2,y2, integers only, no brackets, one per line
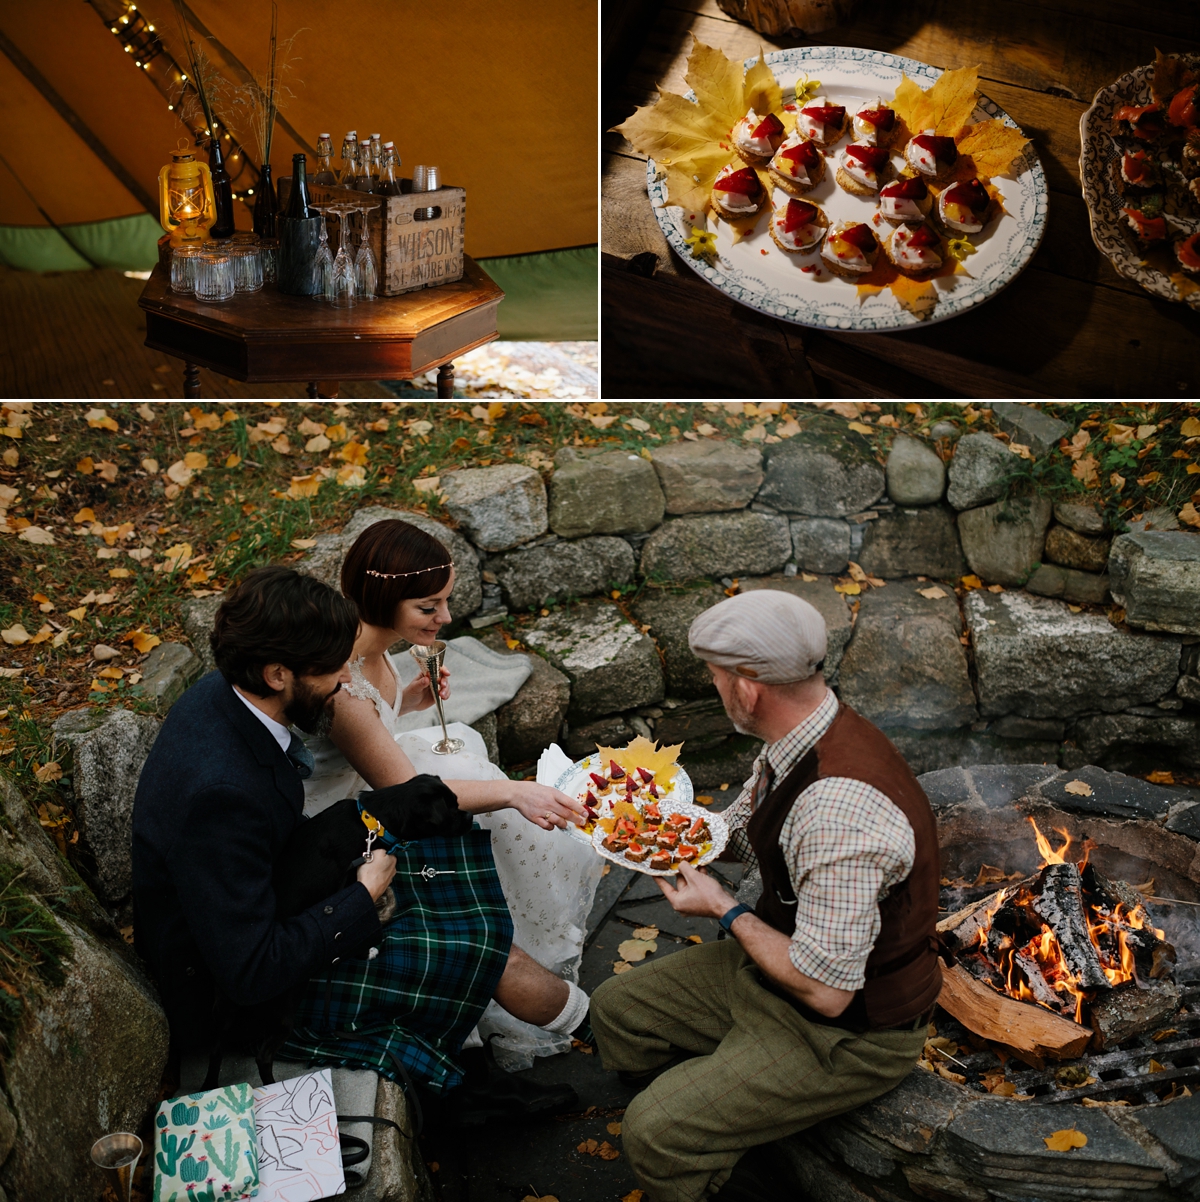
356,798,411,854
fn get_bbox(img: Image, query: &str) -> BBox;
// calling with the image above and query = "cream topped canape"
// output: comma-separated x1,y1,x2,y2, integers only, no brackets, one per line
769,197,829,254
732,109,785,166
836,143,891,196
820,220,879,278
1177,231,1200,275
852,99,897,147
710,163,766,221
884,222,944,277
796,97,848,147
768,133,825,195
878,176,932,224
904,129,959,181
936,177,992,234
1119,148,1158,192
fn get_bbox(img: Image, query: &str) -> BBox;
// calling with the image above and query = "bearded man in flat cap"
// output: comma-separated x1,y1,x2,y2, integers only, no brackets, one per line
590,589,941,1202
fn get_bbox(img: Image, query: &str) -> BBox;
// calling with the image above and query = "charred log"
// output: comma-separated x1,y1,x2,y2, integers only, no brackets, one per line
1028,863,1111,990
1090,979,1182,1048
1014,950,1073,1014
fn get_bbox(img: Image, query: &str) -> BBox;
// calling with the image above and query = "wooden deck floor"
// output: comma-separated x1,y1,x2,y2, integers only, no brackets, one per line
0,266,394,400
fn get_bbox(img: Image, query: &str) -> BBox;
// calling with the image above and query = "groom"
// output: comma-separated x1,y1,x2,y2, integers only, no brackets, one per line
133,564,581,1119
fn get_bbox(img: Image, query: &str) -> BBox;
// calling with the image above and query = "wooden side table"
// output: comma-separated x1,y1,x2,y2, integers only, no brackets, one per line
138,256,503,399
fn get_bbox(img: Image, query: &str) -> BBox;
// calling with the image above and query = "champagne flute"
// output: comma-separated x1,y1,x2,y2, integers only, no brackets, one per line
329,203,357,308
409,641,464,754
92,1133,142,1202
354,203,378,300
312,203,334,301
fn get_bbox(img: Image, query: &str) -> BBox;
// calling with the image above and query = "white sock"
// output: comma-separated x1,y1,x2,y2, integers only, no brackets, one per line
543,980,590,1035
462,1026,484,1049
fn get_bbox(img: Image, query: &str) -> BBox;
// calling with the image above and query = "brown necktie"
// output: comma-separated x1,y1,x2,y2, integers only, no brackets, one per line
749,761,775,814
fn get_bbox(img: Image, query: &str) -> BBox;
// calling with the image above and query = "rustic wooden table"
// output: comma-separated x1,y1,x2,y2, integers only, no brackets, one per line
138,255,503,399
602,0,1200,398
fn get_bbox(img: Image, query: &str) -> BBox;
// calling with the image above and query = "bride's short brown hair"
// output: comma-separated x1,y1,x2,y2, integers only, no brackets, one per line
340,519,454,626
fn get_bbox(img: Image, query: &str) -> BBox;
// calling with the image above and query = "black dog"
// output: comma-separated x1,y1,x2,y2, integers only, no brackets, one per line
203,774,473,1089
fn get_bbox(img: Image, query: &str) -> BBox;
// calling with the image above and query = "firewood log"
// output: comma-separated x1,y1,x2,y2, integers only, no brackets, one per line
714,0,862,39
1028,863,1111,990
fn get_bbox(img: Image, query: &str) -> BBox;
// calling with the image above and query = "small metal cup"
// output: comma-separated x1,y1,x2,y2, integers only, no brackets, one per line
91,1132,142,1202
409,641,464,754
412,165,440,219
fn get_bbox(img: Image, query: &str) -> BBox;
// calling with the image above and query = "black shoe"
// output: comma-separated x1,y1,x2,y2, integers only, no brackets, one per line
570,1009,596,1051
710,1143,796,1202
451,1040,577,1126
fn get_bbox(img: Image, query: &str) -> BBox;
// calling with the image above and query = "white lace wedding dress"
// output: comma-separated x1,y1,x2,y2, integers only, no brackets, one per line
302,653,603,1068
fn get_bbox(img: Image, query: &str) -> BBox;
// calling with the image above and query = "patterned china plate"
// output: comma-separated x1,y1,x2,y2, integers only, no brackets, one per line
553,754,695,848
1079,56,1200,308
591,801,729,878
646,46,1048,331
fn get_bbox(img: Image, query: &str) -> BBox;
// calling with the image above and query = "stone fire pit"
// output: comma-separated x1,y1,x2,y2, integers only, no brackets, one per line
780,763,1200,1202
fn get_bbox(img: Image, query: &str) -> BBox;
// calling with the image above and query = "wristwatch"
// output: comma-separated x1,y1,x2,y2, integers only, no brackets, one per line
719,903,753,933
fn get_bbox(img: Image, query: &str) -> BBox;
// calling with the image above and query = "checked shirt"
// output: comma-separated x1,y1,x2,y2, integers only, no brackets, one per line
724,689,915,993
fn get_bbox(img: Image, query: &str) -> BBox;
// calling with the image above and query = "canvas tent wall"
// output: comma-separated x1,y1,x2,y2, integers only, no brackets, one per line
0,0,596,339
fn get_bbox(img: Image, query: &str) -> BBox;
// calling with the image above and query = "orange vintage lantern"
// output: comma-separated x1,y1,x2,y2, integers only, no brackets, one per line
158,145,217,247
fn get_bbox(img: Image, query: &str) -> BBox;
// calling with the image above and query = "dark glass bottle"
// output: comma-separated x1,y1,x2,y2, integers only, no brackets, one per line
286,153,313,218
252,163,277,237
207,136,235,238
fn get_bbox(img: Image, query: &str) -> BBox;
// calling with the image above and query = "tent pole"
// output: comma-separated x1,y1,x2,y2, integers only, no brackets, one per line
0,28,158,216
0,150,104,270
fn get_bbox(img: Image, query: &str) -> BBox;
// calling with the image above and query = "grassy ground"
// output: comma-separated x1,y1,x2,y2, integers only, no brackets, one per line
0,399,1197,849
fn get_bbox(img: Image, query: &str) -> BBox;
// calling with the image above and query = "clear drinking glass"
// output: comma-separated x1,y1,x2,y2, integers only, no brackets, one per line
354,205,377,300
258,237,279,284
329,203,357,308
170,245,202,295
312,204,335,301
194,249,236,302
230,245,263,292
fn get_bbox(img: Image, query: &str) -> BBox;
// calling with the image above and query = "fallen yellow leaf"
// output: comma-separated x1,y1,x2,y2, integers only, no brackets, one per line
960,575,983,590
305,434,331,453
1187,463,1200,475
74,507,96,524
124,629,161,655
687,934,704,943
834,580,861,595
1147,770,1175,785
291,538,318,549
225,453,241,468
847,421,874,434
162,542,192,566
892,64,980,138
337,464,367,488
286,475,321,500
1071,455,1100,487
34,761,63,783
97,667,124,679
619,939,658,962
917,586,947,599
183,451,208,471
1,624,31,645
165,460,194,486
953,119,1031,180
800,571,818,582
271,435,292,455
622,1191,646,1202
632,927,660,941
324,422,349,442
298,417,326,436
67,606,88,620
86,407,119,431
109,568,132,578
1180,417,1200,437
1064,780,1093,797
413,476,442,494
142,457,159,473
1179,502,1200,529
612,961,633,975
1044,1128,1087,1152
607,1121,623,1135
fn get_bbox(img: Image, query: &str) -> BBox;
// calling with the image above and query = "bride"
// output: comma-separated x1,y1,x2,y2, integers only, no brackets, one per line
301,518,603,1068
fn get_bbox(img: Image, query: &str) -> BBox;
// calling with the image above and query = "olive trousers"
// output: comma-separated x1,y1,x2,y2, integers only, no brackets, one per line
590,938,926,1202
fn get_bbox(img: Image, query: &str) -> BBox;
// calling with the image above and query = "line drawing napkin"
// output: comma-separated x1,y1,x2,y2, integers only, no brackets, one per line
253,1069,345,1201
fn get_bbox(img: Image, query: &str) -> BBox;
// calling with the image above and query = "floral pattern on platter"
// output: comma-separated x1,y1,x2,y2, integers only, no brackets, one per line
1079,55,1200,308
646,45,1048,331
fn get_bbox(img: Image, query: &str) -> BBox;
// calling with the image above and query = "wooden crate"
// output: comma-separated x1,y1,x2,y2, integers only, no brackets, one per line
278,177,465,297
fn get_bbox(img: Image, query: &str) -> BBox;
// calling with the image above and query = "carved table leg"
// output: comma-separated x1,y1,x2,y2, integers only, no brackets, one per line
183,362,201,399
437,362,454,399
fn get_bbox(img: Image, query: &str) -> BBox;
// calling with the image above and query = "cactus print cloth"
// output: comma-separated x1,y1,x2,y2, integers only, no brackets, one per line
280,827,513,1094
153,1083,260,1201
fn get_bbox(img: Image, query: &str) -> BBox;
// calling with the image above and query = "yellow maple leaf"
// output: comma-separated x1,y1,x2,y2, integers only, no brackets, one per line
339,440,369,466
286,475,321,500
1179,502,1200,528
954,120,1031,179
892,65,980,141
595,735,682,790
1072,454,1100,487
890,274,940,320
612,39,781,215
1044,1128,1087,1152
74,507,96,524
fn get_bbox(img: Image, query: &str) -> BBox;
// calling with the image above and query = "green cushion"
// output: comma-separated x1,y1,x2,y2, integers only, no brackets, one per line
477,245,596,341
0,213,161,272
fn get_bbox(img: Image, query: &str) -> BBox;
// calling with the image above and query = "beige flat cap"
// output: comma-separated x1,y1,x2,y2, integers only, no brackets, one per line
688,589,827,684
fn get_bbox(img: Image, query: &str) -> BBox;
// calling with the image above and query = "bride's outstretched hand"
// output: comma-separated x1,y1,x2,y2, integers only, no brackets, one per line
508,782,586,831
400,665,450,715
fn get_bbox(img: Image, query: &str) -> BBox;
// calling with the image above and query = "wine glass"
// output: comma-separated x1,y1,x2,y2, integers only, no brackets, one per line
354,203,378,300
311,203,334,301
329,203,357,308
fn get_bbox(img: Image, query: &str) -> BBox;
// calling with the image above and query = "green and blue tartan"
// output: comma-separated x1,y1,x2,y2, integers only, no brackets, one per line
281,828,513,1094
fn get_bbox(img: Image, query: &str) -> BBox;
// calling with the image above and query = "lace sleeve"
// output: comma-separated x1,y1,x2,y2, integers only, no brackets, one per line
343,657,387,714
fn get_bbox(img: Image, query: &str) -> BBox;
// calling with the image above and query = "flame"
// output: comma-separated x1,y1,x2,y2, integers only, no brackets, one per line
1028,817,1072,865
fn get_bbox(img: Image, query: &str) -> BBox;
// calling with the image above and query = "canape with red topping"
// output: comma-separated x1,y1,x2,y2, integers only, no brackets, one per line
603,834,629,853
1117,148,1160,193
732,109,786,166
711,163,766,222
649,850,673,871
1112,104,1165,142
625,843,650,864
769,197,829,255
836,142,891,196
1168,84,1198,130
768,133,825,195
1175,231,1200,274
852,98,897,148
884,222,944,277
1122,205,1168,244
796,97,848,147
820,220,880,278
904,130,958,181
676,845,699,863
878,175,932,224
934,177,996,235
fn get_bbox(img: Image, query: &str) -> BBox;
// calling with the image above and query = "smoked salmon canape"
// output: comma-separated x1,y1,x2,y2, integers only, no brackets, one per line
820,220,880,279
852,99,898,149
649,850,674,871
934,177,998,236
904,130,959,182
1117,148,1161,195
835,142,892,196
1167,83,1198,129
878,175,932,225
883,222,945,279
731,109,787,167
768,133,825,195
1176,231,1200,275
1122,202,1169,245
711,163,766,223
795,97,849,148
1112,103,1165,143
769,197,829,254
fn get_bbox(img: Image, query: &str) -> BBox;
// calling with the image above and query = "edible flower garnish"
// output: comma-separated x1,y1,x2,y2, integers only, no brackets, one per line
946,236,977,261
685,226,719,259
795,73,822,103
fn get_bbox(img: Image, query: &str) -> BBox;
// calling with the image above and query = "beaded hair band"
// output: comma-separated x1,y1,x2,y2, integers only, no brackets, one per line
365,562,454,579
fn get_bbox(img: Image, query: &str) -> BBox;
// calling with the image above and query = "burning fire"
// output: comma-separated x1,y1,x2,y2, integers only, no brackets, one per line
957,819,1168,1026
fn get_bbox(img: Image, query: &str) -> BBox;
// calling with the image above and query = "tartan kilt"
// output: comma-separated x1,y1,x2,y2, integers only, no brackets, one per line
281,827,513,1094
